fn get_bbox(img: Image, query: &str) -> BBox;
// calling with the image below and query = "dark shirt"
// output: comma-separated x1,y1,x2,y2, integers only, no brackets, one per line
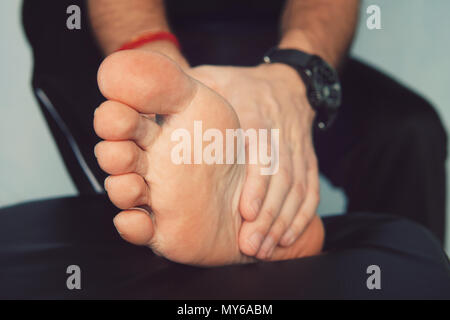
165,0,284,22
165,0,286,65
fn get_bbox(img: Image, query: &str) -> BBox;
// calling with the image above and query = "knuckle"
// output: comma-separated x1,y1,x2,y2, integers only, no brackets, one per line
262,207,277,221
267,231,280,243
273,218,287,234
292,214,307,232
278,167,292,185
293,182,306,198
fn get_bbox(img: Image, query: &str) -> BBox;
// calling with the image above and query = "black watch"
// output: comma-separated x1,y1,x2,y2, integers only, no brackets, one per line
263,47,342,130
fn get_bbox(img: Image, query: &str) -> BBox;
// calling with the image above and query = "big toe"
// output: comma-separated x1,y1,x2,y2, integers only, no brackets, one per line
97,50,197,115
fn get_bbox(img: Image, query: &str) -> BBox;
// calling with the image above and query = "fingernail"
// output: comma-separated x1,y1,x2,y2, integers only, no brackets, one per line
251,199,261,217
281,230,295,246
248,232,263,252
259,236,275,259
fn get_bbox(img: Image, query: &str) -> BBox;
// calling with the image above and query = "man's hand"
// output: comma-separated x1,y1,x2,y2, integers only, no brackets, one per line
188,63,320,259
88,0,359,260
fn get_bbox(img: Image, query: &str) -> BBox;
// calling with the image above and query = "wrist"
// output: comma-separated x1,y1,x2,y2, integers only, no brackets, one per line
257,63,305,92
256,63,316,121
279,29,337,68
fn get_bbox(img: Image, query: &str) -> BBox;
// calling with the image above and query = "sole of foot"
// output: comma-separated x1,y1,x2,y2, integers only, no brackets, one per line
94,50,324,266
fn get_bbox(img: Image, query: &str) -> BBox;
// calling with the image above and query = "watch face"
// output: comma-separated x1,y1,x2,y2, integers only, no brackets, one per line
307,56,342,112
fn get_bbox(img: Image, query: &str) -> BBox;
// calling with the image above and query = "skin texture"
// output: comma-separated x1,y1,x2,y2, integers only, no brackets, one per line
188,64,319,259
88,0,359,261
94,50,325,266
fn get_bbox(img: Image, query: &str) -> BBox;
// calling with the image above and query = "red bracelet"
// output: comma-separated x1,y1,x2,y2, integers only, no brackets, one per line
117,31,180,52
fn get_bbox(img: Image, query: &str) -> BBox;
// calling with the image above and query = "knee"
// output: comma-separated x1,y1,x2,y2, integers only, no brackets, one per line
378,217,445,258
390,96,447,159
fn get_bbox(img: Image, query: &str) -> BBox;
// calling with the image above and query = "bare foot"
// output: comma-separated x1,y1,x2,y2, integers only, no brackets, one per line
94,50,324,266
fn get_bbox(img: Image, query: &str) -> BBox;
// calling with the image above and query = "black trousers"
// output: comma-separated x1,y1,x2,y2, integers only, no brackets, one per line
22,0,447,242
1,195,449,299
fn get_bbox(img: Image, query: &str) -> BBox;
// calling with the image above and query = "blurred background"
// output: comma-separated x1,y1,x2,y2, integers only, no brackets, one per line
0,0,449,252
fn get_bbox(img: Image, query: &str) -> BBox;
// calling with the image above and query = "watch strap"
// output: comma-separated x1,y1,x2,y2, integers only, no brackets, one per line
263,48,313,68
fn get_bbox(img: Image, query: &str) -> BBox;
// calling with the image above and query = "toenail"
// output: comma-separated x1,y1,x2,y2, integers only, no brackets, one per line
281,229,295,246
248,232,263,252
104,176,110,190
112,217,124,236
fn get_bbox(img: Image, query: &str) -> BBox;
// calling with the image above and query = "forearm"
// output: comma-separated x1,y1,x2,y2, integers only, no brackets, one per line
88,0,187,66
280,0,360,67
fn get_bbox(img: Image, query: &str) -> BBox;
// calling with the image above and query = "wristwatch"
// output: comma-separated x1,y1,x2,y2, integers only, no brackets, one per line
263,47,342,130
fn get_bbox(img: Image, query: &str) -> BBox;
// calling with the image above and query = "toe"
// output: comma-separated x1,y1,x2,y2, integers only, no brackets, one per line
97,50,197,115
113,210,154,246
94,100,161,148
94,140,148,176
104,173,149,209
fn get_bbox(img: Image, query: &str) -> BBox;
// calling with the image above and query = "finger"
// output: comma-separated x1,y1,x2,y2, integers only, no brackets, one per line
280,169,320,247
239,163,270,221
94,140,148,176
239,166,292,257
94,100,161,149
270,215,325,261
97,50,197,115
257,181,305,259
260,147,309,255
113,209,154,246
104,173,150,210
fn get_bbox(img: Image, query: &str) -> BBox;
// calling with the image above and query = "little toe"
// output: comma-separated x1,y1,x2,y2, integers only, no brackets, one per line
113,209,154,246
